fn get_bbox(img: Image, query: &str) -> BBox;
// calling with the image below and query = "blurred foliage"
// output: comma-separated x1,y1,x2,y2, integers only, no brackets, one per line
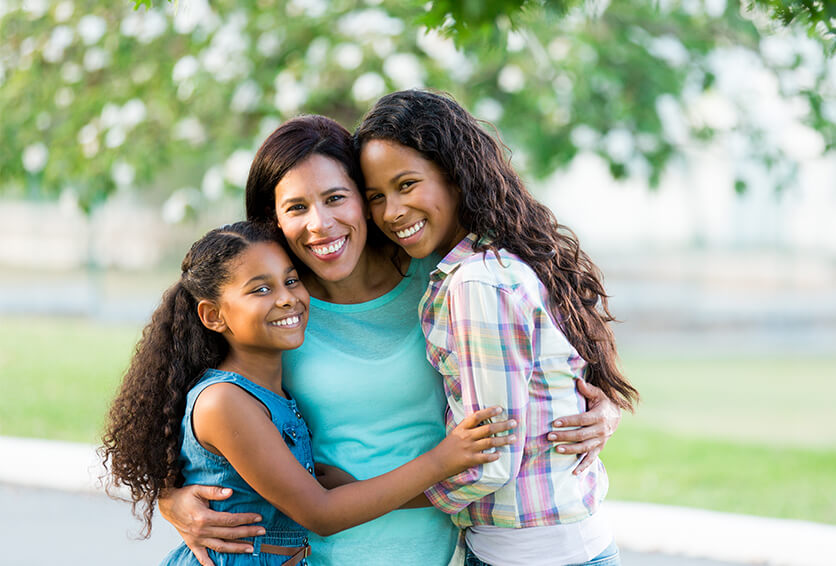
1,0,833,216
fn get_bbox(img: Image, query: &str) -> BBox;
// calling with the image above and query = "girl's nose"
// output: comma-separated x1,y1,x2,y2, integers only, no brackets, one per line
275,289,298,308
383,198,405,224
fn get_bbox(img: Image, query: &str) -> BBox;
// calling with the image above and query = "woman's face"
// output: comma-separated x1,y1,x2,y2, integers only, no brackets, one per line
274,154,368,283
360,139,465,258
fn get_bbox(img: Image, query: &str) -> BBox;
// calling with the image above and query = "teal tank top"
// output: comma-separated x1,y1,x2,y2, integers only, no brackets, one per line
282,255,458,566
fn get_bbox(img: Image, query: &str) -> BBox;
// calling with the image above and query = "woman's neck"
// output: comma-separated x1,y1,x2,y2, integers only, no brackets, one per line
218,349,285,397
303,245,409,304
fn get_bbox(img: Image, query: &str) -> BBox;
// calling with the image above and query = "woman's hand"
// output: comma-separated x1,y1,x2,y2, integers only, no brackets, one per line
314,464,357,489
547,379,621,475
158,485,265,566
433,406,517,478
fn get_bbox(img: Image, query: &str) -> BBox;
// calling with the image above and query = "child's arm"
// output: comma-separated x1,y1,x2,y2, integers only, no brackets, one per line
194,383,515,536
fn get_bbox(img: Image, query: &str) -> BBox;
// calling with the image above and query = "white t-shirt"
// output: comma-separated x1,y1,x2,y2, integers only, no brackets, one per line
466,510,612,566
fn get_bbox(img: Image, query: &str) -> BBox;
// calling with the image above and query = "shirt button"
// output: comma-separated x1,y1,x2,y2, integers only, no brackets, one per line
291,430,297,438
306,464,314,474
295,411,302,419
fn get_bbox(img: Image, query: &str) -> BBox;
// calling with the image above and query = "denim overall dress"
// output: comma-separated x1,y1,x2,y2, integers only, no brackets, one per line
161,369,314,566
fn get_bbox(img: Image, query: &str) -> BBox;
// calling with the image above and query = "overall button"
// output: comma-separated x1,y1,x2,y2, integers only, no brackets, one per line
295,411,302,419
306,464,314,474
291,430,297,438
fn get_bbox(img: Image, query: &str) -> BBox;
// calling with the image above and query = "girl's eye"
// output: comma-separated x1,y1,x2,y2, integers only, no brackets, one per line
254,286,271,294
399,180,416,191
285,277,299,286
325,194,345,204
366,192,383,202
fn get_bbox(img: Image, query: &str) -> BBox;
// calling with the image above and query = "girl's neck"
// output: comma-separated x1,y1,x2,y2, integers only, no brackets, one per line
217,348,285,397
303,245,409,304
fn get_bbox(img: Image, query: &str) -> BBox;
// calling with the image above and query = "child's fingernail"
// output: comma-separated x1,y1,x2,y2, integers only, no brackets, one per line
257,528,266,535
507,435,517,442
548,433,557,440
255,515,263,522
554,420,563,427
221,488,232,495
507,420,517,427
557,446,566,453
494,407,502,414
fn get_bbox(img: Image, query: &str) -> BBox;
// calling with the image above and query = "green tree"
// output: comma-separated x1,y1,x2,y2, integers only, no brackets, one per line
1,0,833,214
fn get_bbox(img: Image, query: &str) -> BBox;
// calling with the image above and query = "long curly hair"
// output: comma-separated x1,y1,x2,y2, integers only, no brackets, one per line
355,90,638,410
100,221,283,537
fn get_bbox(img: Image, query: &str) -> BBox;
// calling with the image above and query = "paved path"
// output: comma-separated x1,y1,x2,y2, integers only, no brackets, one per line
3,436,834,566
0,483,743,566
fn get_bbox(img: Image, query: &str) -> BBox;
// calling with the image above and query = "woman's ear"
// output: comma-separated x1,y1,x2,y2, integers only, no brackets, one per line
197,299,226,333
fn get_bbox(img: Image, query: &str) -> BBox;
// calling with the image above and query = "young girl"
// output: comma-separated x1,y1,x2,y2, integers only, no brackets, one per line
100,220,516,565
355,91,639,566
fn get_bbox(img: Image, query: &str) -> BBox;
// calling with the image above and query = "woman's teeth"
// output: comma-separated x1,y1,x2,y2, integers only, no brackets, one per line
271,315,300,327
310,237,346,256
396,220,426,239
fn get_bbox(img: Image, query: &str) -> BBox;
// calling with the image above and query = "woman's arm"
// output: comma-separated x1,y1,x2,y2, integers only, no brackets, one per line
195,383,515,537
547,378,622,474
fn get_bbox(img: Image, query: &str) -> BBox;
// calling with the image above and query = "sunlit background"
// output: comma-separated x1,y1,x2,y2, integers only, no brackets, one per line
1,0,834,563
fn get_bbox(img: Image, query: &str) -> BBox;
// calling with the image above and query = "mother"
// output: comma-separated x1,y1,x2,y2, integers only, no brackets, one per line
159,115,621,566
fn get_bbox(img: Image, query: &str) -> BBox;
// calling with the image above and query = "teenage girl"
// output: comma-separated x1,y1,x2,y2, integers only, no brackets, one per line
100,221,517,565
355,90,639,566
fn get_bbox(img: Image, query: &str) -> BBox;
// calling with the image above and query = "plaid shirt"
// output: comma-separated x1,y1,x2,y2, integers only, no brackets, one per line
421,234,608,529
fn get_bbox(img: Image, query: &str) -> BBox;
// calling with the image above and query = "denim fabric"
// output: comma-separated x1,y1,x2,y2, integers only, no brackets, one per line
161,369,314,565
464,539,620,566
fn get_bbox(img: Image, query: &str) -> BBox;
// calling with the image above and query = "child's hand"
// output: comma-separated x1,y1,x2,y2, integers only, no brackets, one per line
433,406,517,478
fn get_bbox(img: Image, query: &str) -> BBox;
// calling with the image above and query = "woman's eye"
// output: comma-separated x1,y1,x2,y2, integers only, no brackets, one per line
286,204,305,212
325,194,345,204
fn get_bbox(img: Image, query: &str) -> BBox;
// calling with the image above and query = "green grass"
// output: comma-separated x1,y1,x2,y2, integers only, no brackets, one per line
1,315,835,523
0,316,140,442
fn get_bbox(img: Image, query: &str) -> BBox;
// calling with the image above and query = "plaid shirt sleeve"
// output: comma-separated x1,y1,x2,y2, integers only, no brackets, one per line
425,279,535,514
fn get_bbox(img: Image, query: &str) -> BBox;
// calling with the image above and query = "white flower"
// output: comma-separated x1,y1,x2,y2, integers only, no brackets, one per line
498,64,525,93
22,143,48,173
61,61,83,83
273,71,307,114
100,103,120,129
257,32,283,57
416,28,472,81
172,0,218,35
43,25,74,63
111,161,136,187
570,125,599,150
36,112,51,130
54,1,74,22
474,98,503,123
83,47,110,72
287,0,327,18
306,37,330,66
338,9,404,37
334,43,363,70
105,126,126,148
352,72,385,102
173,116,207,145
55,87,74,107
162,189,195,224
202,166,225,200
22,0,48,19
383,53,424,90
704,0,726,18
172,55,199,82
78,122,99,145
121,99,147,129
603,128,634,163
78,15,107,45
647,35,690,68
507,30,525,52
231,80,261,113
224,149,255,188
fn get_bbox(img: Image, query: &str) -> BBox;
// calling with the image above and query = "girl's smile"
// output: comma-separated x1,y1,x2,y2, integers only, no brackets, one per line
360,140,466,258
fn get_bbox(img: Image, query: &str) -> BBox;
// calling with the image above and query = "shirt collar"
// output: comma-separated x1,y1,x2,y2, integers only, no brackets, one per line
432,232,489,277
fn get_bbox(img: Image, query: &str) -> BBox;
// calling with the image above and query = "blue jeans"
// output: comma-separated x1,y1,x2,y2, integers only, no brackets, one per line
464,539,620,566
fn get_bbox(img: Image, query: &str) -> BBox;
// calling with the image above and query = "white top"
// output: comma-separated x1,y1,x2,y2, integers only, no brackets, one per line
466,510,612,566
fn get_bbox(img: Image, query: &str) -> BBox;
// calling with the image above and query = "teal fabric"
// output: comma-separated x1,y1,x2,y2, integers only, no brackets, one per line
282,254,458,566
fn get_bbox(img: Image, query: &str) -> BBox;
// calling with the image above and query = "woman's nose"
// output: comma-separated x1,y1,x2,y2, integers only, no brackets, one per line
307,204,334,232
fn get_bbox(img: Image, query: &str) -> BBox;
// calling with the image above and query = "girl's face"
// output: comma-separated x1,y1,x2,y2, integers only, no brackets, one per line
274,154,368,283
213,241,309,352
360,140,465,258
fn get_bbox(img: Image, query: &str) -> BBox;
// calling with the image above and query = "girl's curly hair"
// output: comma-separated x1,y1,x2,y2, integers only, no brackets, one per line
355,90,638,410
99,221,282,536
